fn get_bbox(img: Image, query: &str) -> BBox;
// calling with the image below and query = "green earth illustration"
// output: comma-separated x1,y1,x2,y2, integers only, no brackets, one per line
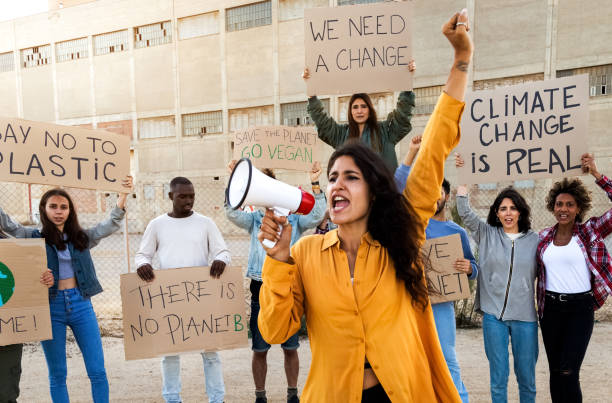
0,261,15,307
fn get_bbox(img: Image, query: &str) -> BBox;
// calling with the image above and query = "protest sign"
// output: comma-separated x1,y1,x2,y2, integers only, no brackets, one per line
232,125,321,171
0,117,130,192
457,74,589,184
304,1,413,96
0,238,51,346
422,233,470,304
120,266,247,360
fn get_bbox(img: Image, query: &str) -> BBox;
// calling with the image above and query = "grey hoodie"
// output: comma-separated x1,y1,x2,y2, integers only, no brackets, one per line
457,195,538,322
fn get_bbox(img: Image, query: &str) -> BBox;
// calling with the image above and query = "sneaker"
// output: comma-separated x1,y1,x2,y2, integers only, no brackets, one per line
287,395,299,403
255,397,267,403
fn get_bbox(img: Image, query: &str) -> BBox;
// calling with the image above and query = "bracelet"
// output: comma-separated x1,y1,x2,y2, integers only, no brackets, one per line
311,185,321,192
311,181,320,185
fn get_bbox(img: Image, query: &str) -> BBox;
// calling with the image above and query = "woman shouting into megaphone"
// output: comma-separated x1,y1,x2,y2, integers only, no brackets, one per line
258,9,473,403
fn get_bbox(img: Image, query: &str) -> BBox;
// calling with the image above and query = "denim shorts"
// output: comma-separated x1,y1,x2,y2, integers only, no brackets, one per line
250,280,299,352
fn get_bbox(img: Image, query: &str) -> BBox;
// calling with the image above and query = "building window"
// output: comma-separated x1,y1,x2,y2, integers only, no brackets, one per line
21,45,51,68
477,183,497,190
473,73,545,91
0,52,14,73
143,184,156,200
557,64,612,97
94,30,129,56
138,116,176,139
338,92,394,122
55,37,88,63
182,111,223,136
413,85,445,115
338,0,383,5
134,21,172,49
514,180,535,189
281,100,330,126
229,105,274,131
226,1,272,32
179,12,219,40
279,0,328,21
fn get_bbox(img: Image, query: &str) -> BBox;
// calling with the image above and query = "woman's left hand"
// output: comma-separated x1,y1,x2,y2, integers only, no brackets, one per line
453,258,472,276
581,153,602,180
310,161,322,183
40,269,54,288
117,175,134,210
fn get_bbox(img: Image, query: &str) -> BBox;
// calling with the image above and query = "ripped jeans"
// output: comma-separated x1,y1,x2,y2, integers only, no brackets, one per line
540,292,594,403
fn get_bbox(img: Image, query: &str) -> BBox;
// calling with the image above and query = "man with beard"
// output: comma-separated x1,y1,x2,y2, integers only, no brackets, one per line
394,135,478,403
135,176,230,403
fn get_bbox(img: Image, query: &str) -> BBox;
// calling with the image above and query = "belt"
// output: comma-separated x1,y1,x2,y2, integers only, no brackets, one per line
545,290,593,302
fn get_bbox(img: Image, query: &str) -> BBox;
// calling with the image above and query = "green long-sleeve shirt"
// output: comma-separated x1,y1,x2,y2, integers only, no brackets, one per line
307,91,415,171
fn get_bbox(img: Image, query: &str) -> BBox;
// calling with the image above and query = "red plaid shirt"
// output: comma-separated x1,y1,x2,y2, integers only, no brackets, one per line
536,175,612,318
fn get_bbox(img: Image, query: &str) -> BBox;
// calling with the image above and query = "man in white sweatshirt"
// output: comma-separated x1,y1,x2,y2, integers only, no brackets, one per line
135,176,231,403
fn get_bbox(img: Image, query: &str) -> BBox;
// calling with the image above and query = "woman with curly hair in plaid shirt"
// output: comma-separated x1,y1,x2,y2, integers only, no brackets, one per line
537,152,612,403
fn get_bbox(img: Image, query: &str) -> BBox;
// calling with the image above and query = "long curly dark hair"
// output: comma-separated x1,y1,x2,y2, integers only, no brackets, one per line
486,187,532,233
545,177,591,223
347,93,382,152
327,143,429,309
39,188,89,251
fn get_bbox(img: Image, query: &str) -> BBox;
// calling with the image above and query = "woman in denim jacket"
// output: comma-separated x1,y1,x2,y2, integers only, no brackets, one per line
456,154,539,403
0,176,132,403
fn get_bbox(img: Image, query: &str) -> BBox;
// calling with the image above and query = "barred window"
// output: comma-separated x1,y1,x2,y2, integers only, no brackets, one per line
134,21,172,49
94,30,129,56
229,105,274,131
279,0,328,21
514,180,535,189
0,52,14,73
338,0,383,5
338,92,394,122
413,85,445,115
56,37,88,63
473,73,544,91
182,111,223,136
226,1,272,32
138,116,176,139
21,45,51,68
143,184,156,200
557,64,612,97
281,100,330,126
179,12,219,40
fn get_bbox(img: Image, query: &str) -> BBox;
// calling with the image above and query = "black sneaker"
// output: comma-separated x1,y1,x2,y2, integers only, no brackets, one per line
255,397,267,403
287,395,299,403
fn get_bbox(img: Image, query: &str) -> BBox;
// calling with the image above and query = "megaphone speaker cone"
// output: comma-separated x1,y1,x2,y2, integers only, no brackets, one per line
295,189,315,215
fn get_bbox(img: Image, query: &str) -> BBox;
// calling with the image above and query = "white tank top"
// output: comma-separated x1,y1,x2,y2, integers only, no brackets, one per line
543,236,591,293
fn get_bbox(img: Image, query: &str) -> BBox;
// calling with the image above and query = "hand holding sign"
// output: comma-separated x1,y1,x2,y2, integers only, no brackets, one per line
40,269,54,288
581,153,602,180
116,175,134,210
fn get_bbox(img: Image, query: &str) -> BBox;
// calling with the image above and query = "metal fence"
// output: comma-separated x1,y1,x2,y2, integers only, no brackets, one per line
1,173,611,328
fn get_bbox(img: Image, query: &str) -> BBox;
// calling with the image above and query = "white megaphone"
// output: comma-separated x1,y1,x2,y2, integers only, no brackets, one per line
226,158,315,248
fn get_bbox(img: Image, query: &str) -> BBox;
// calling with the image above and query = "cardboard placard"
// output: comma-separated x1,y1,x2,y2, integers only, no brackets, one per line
120,266,248,360
422,234,470,304
232,125,321,171
457,74,589,184
304,1,413,96
0,117,130,192
0,238,52,346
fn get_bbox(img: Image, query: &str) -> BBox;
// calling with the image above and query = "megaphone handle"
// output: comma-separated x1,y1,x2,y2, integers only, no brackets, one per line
262,207,291,249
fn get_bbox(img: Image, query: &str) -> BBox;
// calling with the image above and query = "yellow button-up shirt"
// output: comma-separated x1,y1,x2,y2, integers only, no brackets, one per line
259,92,465,402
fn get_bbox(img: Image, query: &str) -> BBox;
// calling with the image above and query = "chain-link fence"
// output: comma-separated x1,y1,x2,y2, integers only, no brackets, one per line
0,172,611,331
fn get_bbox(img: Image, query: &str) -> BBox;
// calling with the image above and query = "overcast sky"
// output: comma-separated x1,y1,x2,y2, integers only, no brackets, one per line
0,0,48,22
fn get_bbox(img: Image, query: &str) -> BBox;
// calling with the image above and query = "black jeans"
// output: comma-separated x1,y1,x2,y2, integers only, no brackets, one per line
361,383,391,403
0,343,23,403
540,292,594,403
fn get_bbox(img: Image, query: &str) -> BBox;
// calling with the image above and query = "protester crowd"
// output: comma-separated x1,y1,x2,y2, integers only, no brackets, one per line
0,6,611,403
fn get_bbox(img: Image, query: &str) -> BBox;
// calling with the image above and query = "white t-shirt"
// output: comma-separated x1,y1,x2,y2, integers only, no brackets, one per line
135,212,231,270
505,232,522,241
543,236,591,293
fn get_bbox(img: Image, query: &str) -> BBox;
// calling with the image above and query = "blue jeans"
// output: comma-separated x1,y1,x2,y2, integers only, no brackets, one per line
161,352,224,403
432,302,469,403
250,280,299,352
482,313,538,403
42,288,108,403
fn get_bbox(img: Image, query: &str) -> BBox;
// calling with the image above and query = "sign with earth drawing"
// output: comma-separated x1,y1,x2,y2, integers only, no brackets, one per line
0,238,52,346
